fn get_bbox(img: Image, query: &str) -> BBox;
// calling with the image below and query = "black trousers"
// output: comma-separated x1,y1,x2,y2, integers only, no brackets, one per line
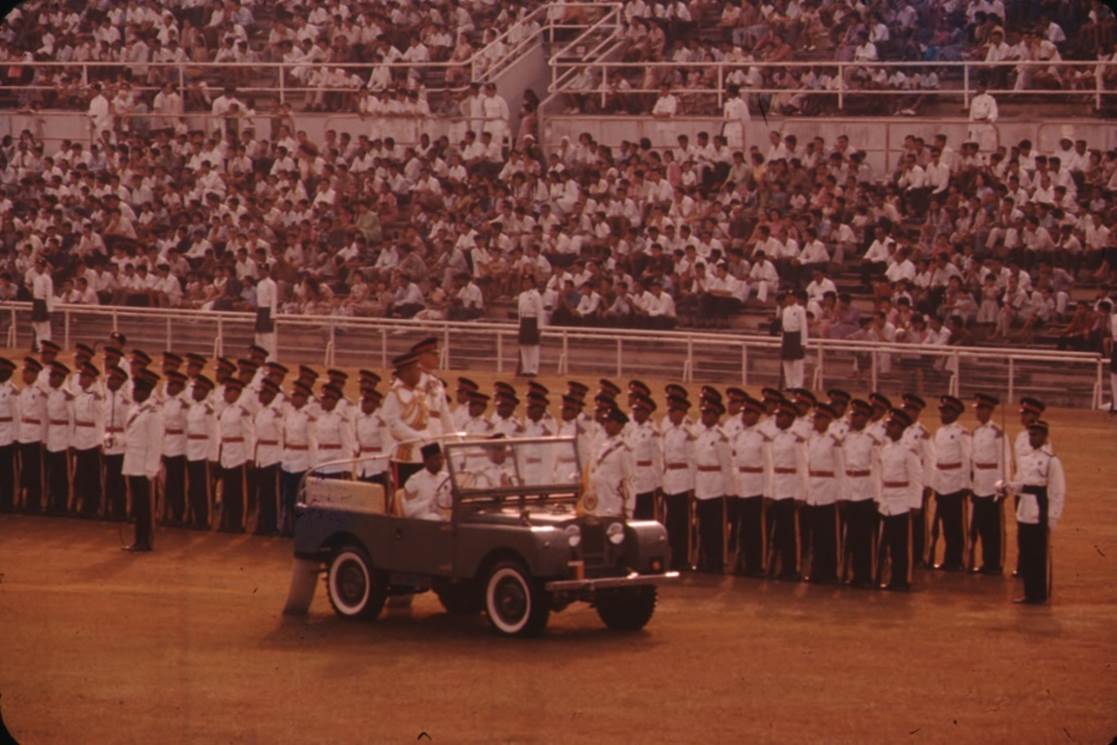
104,453,126,520
280,469,306,537
736,496,765,576
129,475,153,550
1018,522,1049,602
935,490,967,568
0,444,15,511
970,495,1003,572
164,455,187,525
664,491,691,571
220,464,246,533
187,460,210,530
74,447,102,517
725,496,742,559
844,499,877,585
797,499,811,571
912,489,930,565
696,497,724,573
634,490,657,520
255,463,280,535
45,449,69,514
770,499,799,579
881,512,911,589
806,503,839,582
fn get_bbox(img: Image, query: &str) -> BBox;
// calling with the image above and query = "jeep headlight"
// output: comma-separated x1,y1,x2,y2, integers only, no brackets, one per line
564,524,581,547
607,522,625,545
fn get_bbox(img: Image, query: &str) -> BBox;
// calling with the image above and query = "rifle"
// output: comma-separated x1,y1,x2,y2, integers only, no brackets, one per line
927,493,941,567
965,491,979,571
687,491,698,570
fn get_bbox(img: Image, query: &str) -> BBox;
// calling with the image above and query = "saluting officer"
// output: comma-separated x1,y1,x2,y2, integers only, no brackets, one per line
184,353,208,399
0,357,17,512
694,399,732,573
661,395,695,571
876,408,923,591
826,389,852,439
585,407,633,517
969,393,1006,574
217,378,255,533
730,396,768,578
555,393,589,482
840,399,879,588
162,371,189,526
17,358,47,513
1003,420,1065,604
314,382,356,479
280,381,316,537
381,352,437,485
766,400,805,581
72,363,105,518
43,361,74,515
412,336,451,431
492,391,525,439
1011,396,1049,577
804,403,843,583
627,394,662,520
930,395,972,571
122,372,163,552
452,377,481,431
185,374,216,530
866,392,892,444
102,365,131,520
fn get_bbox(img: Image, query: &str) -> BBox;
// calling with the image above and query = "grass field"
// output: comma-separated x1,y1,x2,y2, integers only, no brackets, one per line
1,362,1115,744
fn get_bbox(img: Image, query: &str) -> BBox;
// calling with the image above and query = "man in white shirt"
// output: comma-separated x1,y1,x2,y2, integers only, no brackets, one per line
721,84,750,149
651,85,679,147
402,443,452,521
481,82,510,147
254,265,278,358
968,84,999,151
780,290,809,389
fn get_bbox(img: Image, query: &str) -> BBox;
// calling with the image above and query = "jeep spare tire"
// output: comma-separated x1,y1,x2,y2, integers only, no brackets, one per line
483,561,550,637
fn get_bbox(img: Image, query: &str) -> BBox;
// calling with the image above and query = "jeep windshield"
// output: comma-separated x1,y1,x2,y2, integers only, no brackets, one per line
444,435,582,507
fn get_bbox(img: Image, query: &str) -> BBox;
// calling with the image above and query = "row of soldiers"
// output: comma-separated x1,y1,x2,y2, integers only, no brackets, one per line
0,334,1066,603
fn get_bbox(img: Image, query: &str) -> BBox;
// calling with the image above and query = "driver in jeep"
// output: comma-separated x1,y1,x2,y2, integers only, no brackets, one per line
402,442,452,521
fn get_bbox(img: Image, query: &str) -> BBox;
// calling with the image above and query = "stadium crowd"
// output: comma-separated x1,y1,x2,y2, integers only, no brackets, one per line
0,333,1069,603
3,107,1117,352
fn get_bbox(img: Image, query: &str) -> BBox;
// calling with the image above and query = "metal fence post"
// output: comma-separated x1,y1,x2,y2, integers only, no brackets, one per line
561,330,569,375
215,317,223,357
950,353,960,397
601,65,608,110
685,338,694,383
63,309,70,350
963,64,970,109
380,328,388,368
166,316,172,351
837,64,844,110
279,65,285,105
328,323,336,366
1007,356,1015,405
717,64,724,108
740,343,748,386
870,350,878,393
497,331,504,373
616,338,622,378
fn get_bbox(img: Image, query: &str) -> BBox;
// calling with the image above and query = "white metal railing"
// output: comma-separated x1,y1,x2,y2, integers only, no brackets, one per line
0,302,1106,409
544,59,1117,111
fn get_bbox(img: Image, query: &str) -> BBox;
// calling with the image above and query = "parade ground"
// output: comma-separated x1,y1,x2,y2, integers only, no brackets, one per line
1,376,1115,744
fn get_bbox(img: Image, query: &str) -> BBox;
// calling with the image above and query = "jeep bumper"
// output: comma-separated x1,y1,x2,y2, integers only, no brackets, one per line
544,571,679,592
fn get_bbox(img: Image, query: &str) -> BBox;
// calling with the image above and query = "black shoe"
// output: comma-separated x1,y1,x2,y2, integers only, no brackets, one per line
1011,569,1021,578
850,579,875,589
935,562,965,572
881,582,910,592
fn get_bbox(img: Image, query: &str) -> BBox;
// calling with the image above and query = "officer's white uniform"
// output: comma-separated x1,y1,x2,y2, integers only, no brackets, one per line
402,466,452,521
355,407,390,479
313,407,355,474
586,433,633,516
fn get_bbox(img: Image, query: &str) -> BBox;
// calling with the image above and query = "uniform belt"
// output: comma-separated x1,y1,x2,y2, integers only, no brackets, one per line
166,428,184,435
187,434,209,440
359,447,382,454
636,459,654,467
936,462,962,470
846,469,870,477
737,466,763,473
49,419,68,425
222,437,244,443
974,462,998,469
106,426,123,432
76,420,97,427
774,467,797,474
525,457,544,464
666,462,688,469
883,480,910,488
557,456,576,463
430,411,441,418
286,444,308,450
696,465,721,472
319,444,342,450
257,439,278,446
809,470,835,478
0,417,12,422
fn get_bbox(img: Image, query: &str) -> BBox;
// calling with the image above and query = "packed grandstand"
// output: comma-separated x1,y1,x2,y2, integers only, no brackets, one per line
0,0,1115,357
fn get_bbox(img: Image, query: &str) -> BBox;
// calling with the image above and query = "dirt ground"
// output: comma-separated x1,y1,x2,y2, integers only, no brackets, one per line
1,369,1115,744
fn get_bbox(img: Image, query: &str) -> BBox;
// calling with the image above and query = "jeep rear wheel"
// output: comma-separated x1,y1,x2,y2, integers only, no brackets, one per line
326,546,387,621
595,586,657,631
484,562,550,637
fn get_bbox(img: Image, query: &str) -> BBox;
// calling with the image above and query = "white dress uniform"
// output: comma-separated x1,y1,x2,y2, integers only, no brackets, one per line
970,419,1006,572
217,400,254,531
626,418,662,516
0,377,17,510
355,408,390,480
31,270,54,345
516,288,545,375
162,392,188,521
102,384,131,519
930,420,972,568
660,417,695,570
876,438,924,588
281,404,316,475
492,412,524,439
586,433,633,517
901,418,934,562
382,382,437,464
780,302,808,389
122,396,164,548
693,422,732,571
520,415,556,487
1007,445,1065,601
254,402,283,470
313,407,355,474
418,371,451,435
804,428,845,581
185,396,216,528
402,466,452,521
43,384,73,513
254,275,278,357
841,426,880,585
555,416,589,483
722,95,750,148
731,421,769,575
767,426,806,578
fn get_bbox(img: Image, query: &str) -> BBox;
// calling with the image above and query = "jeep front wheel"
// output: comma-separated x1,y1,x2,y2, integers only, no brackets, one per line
326,546,387,621
484,562,549,637
595,586,657,631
